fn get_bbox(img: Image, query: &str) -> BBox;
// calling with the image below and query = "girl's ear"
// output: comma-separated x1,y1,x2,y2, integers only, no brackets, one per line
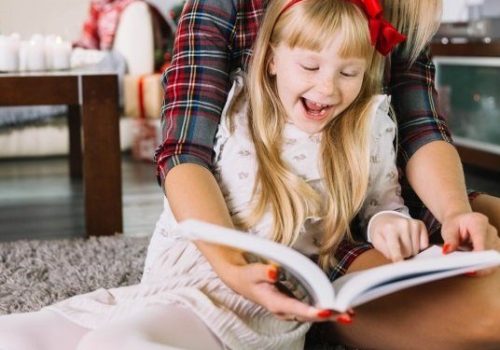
268,58,277,75
268,48,277,76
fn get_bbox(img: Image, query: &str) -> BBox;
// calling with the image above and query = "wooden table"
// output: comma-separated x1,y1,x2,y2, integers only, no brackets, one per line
0,71,123,236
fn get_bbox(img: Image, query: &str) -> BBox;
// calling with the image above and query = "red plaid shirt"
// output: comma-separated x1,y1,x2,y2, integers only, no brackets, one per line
155,0,453,278
156,0,451,181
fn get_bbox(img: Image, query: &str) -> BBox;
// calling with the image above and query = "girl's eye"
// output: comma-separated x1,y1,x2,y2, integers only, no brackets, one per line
300,65,319,71
341,71,359,77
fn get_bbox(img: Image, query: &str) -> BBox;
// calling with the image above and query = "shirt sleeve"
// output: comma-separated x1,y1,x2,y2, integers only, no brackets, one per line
358,96,410,238
154,0,237,188
388,46,453,167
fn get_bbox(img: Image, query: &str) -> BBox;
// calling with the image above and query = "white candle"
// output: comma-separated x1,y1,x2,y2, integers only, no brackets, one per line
44,35,58,70
27,34,46,71
18,41,29,71
51,37,71,70
0,34,19,72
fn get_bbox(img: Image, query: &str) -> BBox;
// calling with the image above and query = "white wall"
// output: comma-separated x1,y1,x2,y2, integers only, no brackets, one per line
2,0,485,38
443,0,469,22
442,0,500,22
0,0,89,40
0,0,185,40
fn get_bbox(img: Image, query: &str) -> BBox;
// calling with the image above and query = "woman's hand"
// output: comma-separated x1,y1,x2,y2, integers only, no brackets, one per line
369,213,429,262
441,212,500,253
196,242,353,324
441,212,499,276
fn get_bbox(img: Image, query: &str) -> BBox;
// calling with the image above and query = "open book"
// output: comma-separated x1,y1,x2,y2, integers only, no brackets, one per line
179,219,500,312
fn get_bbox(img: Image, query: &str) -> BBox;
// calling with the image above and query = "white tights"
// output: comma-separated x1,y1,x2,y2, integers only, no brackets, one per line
0,305,223,350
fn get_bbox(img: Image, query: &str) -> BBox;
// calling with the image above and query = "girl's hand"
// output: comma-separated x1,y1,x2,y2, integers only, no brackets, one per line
197,242,353,324
441,212,499,253
370,213,429,262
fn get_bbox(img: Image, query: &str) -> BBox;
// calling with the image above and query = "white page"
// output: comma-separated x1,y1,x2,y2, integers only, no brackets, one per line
331,248,500,311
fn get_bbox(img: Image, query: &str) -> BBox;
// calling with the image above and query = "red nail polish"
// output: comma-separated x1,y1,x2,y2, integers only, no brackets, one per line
336,315,352,324
442,243,453,255
267,267,278,281
465,271,477,277
317,310,332,318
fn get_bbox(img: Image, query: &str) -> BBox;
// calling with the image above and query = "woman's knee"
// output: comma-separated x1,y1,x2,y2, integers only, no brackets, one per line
466,277,500,347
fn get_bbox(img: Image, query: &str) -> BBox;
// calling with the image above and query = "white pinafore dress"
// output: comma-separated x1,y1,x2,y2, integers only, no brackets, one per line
46,72,405,350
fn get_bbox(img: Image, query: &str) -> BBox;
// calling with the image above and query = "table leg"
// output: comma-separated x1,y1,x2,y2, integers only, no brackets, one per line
68,104,83,179
81,75,123,236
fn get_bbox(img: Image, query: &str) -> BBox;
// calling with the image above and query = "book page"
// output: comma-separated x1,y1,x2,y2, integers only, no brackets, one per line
331,246,500,311
179,220,339,308
179,221,500,312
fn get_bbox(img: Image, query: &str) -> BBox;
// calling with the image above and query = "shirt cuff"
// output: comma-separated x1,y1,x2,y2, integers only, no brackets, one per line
156,154,212,192
366,210,412,243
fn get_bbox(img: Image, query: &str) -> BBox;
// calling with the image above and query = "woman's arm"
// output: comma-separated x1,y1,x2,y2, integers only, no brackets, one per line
406,140,470,223
390,48,497,251
406,140,499,252
155,0,236,187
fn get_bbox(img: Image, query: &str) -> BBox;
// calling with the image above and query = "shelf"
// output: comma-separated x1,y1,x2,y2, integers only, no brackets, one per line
431,42,500,57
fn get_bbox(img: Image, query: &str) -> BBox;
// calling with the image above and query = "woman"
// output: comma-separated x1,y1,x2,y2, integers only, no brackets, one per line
156,0,500,348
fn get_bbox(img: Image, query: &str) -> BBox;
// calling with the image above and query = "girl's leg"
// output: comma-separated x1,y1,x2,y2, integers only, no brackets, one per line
471,194,500,233
321,249,500,350
76,304,223,350
0,309,89,350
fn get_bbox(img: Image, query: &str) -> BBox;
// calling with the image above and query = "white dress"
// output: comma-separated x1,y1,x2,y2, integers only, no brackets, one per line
46,72,408,350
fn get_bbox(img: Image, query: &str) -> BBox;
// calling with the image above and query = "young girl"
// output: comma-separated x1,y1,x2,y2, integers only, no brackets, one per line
1,1,499,350
0,1,427,349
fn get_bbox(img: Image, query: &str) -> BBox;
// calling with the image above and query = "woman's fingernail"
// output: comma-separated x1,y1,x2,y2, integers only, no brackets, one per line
465,271,477,277
336,314,352,324
442,243,453,255
317,310,332,318
267,266,278,281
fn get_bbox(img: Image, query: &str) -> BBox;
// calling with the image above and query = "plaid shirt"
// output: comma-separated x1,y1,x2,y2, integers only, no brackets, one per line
155,0,452,278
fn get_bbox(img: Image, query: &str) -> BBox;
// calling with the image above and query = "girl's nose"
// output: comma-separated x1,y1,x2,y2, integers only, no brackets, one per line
317,76,339,98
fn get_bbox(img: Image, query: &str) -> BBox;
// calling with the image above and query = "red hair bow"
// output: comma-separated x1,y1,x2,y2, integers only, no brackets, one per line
278,0,406,56
350,0,406,55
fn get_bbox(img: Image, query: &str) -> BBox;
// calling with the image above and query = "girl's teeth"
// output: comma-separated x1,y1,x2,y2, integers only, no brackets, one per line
304,98,330,112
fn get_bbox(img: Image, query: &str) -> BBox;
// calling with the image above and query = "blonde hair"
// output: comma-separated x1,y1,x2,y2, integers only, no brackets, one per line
382,0,442,63
242,0,385,270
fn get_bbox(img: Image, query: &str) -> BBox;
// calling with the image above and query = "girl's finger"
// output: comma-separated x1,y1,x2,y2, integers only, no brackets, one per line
372,233,391,260
398,226,413,258
419,223,430,251
410,223,421,256
385,230,403,262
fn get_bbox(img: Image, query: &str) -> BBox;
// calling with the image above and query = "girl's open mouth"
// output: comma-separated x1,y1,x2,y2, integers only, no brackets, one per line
301,97,333,120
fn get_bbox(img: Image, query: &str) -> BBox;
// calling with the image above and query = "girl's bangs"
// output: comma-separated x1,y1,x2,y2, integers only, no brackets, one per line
277,1,373,59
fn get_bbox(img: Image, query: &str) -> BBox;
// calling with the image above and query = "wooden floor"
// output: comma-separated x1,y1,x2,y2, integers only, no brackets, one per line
0,155,498,242
0,154,163,242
